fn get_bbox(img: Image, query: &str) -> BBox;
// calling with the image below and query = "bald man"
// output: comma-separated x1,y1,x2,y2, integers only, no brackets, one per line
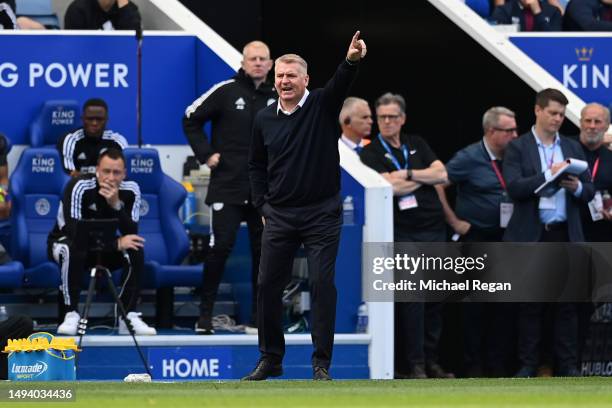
339,97,373,154
577,103,612,241
183,40,277,335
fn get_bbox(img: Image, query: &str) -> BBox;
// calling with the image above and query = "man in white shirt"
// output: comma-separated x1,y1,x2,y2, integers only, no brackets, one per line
339,97,372,154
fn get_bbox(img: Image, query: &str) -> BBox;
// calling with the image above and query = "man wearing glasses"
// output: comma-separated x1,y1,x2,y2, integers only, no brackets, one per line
57,98,127,177
359,92,452,379
436,106,518,377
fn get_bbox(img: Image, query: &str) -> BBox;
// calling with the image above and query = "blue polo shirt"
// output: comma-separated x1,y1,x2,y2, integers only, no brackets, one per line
446,140,506,230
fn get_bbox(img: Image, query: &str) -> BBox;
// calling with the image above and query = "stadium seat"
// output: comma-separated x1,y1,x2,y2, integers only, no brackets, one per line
15,0,60,29
0,261,24,288
29,100,80,147
123,148,198,288
9,148,69,287
466,0,490,18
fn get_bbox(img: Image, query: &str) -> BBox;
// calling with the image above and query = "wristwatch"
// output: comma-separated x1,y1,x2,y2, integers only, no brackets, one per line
406,169,413,181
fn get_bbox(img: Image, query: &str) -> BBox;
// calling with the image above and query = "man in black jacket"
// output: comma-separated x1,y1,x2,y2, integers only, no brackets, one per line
563,0,612,31
183,41,275,334
57,98,128,176
503,88,594,377
48,148,156,336
244,31,366,381
64,0,141,30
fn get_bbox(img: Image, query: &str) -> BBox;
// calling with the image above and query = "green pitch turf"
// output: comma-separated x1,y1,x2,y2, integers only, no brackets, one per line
2,377,612,407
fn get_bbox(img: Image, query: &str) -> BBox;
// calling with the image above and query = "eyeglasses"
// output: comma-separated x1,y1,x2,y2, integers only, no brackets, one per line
377,114,402,121
493,127,517,133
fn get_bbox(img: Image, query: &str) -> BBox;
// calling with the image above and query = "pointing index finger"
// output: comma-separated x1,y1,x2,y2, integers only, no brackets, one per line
352,30,360,44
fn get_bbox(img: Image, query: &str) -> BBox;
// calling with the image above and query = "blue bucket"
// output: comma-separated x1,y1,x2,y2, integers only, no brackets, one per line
7,332,77,381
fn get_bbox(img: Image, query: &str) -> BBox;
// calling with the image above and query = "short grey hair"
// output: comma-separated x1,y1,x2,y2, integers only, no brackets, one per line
482,106,515,132
275,54,307,74
242,40,271,59
581,102,611,125
375,92,406,114
339,97,369,126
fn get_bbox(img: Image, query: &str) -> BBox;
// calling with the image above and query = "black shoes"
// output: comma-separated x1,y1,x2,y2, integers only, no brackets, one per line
194,315,214,335
241,358,283,381
395,364,427,379
313,366,332,381
426,363,455,379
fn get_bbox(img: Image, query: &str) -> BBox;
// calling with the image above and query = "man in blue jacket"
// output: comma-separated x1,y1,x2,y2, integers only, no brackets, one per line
492,0,563,30
563,0,612,31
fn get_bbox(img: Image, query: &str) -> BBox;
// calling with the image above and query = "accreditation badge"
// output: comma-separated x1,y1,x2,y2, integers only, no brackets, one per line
588,191,604,222
398,194,418,211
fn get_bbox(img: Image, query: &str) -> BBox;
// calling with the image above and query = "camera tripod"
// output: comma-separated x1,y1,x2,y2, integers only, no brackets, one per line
76,261,152,377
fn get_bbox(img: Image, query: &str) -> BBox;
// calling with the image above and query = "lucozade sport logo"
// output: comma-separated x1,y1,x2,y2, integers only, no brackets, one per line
10,361,48,379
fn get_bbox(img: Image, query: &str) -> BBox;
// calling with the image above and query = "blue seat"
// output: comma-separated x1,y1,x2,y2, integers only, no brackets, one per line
9,148,69,287
466,0,490,18
123,148,198,288
15,0,60,29
29,100,80,147
0,261,24,288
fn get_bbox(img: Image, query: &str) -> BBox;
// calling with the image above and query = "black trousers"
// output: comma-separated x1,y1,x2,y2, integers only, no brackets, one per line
0,316,34,379
461,226,515,376
258,194,342,369
394,224,447,371
201,203,263,323
48,239,144,315
517,226,578,373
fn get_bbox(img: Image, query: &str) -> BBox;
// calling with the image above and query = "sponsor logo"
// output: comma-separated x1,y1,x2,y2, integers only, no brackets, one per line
31,155,55,173
51,107,76,126
563,47,609,90
35,198,51,216
0,62,129,88
130,157,154,174
11,361,48,379
139,199,149,217
235,97,245,110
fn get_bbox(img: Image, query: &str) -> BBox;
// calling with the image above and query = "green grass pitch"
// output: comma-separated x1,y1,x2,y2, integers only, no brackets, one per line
2,377,612,407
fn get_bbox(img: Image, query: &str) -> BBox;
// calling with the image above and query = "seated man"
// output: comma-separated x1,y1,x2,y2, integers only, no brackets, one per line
492,0,563,31
57,98,127,176
563,0,612,31
48,148,156,336
64,0,141,30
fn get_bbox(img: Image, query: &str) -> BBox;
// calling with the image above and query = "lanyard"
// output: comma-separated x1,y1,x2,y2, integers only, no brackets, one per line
490,160,507,191
481,140,506,191
538,144,556,170
591,156,600,182
378,134,409,170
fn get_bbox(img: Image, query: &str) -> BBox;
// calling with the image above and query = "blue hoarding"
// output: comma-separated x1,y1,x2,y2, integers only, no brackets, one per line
511,36,612,108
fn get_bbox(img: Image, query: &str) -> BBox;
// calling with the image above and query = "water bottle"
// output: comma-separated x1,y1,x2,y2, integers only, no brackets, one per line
181,181,197,226
356,302,368,333
343,196,354,225
0,305,8,322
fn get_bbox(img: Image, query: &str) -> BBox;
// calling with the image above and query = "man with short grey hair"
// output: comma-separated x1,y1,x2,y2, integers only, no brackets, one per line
339,97,372,154
437,106,518,377
246,31,366,381
577,103,612,241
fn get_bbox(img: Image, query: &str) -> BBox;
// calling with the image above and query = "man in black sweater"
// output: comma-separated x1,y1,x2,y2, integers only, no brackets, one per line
244,31,366,381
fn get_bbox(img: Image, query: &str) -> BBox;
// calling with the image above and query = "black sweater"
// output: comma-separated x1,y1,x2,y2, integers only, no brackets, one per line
249,59,358,209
